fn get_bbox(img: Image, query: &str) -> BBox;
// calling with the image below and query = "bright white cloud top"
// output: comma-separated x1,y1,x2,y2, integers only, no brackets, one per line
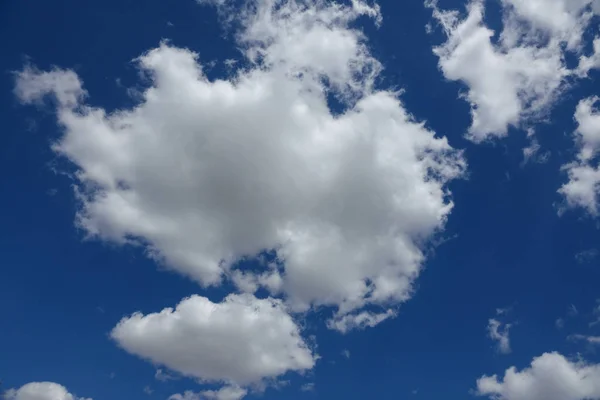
111,294,315,386
5,382,91,400
476,352,600,400
14,0,465,331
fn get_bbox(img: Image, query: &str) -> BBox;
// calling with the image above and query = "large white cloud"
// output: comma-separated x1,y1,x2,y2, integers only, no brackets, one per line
559,97,600,214
428,0,574,141
476,352,600,400
15,0,465,327
5,382,91,400
111,294,315,386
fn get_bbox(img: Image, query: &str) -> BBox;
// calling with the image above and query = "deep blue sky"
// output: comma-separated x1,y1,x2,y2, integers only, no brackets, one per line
1,0,600,399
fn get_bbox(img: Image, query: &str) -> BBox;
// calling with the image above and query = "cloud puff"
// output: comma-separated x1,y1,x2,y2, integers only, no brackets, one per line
487,318,512,354
476,352,600,400
560,97,600,214
427,0,600,141
169,386,247,400
15,0,465,327
5,382,91,400
111,294,315,386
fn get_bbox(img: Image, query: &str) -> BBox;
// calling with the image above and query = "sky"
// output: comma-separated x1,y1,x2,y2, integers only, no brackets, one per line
2,0,600,399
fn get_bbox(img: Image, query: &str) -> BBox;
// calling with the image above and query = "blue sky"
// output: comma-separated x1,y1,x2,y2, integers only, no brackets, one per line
2,0,600,399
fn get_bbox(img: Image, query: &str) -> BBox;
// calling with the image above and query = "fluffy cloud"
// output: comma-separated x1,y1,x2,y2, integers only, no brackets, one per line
111,294,315,386
487,318,511,354
4,382,91,400
476,352,600,400
427,0,599,141
169,386,247,400
15,0,465,327
559,97,600,214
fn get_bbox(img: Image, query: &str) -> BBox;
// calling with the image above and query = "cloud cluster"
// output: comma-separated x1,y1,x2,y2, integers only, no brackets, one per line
476,352,600,400
5,382,91,400
428,0,599,142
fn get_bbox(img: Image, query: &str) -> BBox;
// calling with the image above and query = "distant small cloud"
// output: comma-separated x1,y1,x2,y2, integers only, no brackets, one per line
144,386,154,395
576,249,598,264
487,308,512,354
488,318,511,354
556,318,565,329
568,304,579,317
301,383,315,392
568,334,600,345
109,372,116,379
341,349,350,359
155,369,177,382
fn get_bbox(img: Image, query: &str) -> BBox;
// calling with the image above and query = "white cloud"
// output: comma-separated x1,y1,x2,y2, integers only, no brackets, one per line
569,334,600,344
201,386,247,400
487,318,511,354
168,392,201,400
560,97,600,215
5,382,91,400
578,38,600,76
327,309,396,333
155,368,178,382
15,0,465,328
169,385,247,400
501,0,594,48
476,352,600,400
427,0,595,141
111,294,315,387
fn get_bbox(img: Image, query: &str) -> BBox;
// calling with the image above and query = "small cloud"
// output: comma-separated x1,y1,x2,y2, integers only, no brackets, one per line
155,369,177,382
576,249,598,264
412,389,418,395
167,21,174,27
556,318,565,329
143,386,154,395
341,349,350,359
224,59,238,69
301,383,315,392
47,188,58,196
568,334,600,345
488,318,511,354
568,304,579,317
109,372,116,379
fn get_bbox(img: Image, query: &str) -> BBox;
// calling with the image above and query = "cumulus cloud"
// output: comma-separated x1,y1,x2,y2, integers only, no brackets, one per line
15,0,465,328
476,352,600,400
4,382,91,400
560,97,600,214
487,318,512,354
111,294,315,387
169,386,247,400
427,0,599,141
